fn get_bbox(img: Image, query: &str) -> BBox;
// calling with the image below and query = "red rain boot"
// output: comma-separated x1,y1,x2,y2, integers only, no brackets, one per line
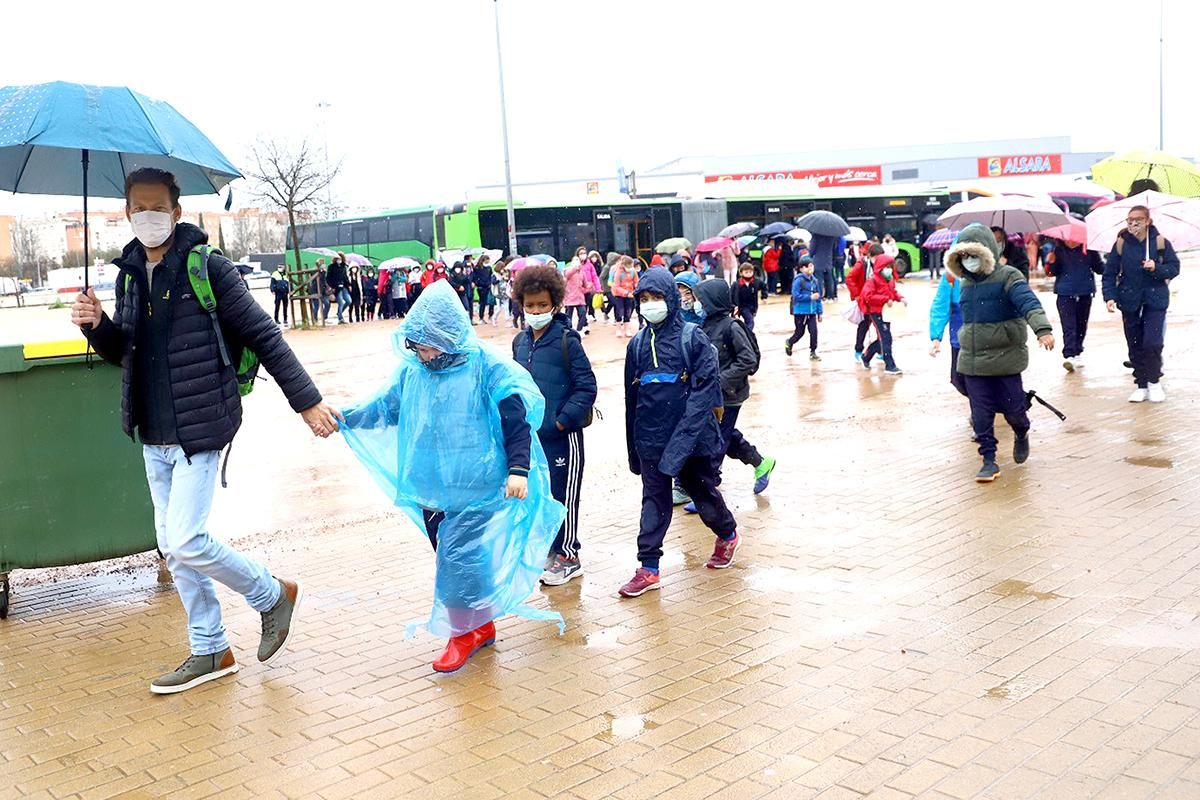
432,621,496,673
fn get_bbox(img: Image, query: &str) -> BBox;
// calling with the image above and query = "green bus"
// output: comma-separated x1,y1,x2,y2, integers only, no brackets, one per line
286,187,971,274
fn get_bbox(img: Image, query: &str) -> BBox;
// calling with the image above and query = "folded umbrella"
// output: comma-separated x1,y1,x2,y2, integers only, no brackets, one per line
1085,189,1200,252
718,222,758,239
794,210,850,237
1091,150,1200,198
758,221,794,238
937,194,1069,234
655,236,693,254
695,236,735,253
0,81,242,289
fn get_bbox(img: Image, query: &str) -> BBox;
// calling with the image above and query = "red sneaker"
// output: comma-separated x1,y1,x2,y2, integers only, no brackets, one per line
706,534,740,569
432,621,496,673
618,568,661,598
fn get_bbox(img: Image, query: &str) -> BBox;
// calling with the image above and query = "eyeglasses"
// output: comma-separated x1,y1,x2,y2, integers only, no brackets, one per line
1126,217,1148,224
403,339,420,353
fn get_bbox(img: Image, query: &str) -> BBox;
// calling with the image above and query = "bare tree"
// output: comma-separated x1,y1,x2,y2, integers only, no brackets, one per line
244,139,340,326
255,214,286,253
229,212,257,260
11,219,40,282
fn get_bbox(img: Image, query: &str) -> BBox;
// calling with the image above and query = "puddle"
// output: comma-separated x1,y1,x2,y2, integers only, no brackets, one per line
1124,456,1173,469
599,713,659,740
1064,427,1092,435
584,625,629,649
990,579,1063,601
986,676,1044,700
1134,437,1166,447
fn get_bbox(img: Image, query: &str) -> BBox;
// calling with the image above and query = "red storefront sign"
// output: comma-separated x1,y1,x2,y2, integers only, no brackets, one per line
705,165,882,187
977,154,1062,178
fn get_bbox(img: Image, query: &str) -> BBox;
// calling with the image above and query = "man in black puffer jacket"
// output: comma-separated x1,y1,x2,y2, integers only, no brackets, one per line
72,168,342,696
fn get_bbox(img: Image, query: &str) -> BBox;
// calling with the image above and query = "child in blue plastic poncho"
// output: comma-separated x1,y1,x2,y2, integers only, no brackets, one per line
338,280,565,674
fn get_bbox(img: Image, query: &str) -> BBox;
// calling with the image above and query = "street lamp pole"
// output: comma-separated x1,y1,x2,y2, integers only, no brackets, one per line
1158,0,1165,150
493,0,518,258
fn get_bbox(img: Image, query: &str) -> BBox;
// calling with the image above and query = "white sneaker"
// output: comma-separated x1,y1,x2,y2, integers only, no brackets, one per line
1129,387,1149,403
1147,383,1166,403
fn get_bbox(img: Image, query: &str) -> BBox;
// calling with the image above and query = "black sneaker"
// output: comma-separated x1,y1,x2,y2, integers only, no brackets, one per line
975,459,1001,483
1013,435,1030,464
1123,360,1134,369
784,341,793,357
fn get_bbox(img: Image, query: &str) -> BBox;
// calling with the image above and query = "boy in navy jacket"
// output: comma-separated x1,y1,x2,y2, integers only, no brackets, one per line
1046,236,1103,372
619,268,741,597
512,266,598,585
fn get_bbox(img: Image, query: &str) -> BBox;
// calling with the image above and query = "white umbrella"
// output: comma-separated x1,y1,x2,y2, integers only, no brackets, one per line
843,226,868,243
786,228,811,242
937,194,1069,234
379,256,422,271
1085,190,1200,253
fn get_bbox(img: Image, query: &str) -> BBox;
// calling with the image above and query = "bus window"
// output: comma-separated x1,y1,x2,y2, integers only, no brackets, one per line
388,215,416,241
314,223,338,247
416,214,434,246
369,218,388,243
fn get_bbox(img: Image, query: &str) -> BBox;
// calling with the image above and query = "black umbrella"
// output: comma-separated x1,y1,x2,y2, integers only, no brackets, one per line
794,210,850,237
758,221,793,238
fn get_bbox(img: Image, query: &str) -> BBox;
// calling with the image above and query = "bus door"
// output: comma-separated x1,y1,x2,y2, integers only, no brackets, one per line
594,210,614,254
613,210,653,265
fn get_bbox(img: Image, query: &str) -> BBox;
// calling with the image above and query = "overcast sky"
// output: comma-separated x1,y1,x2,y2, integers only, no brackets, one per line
2,0,1197,216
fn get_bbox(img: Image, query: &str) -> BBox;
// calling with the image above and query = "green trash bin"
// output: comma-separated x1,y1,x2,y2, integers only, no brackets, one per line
0,339,156,618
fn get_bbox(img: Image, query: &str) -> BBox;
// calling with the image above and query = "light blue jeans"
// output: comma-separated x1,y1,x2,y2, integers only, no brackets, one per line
335,287,352,321
143,446,280,655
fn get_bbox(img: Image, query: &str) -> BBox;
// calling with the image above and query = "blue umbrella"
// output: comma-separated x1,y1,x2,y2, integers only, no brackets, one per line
0,81,242,288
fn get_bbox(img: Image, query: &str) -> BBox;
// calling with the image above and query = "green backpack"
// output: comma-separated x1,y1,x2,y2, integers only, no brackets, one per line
124,244,259,396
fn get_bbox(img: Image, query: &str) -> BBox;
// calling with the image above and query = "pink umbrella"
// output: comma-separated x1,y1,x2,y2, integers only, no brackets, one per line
506,256,545,272
695,236,735,253
1039,219,1089,246
343,253,371,267
1085,189,1200,253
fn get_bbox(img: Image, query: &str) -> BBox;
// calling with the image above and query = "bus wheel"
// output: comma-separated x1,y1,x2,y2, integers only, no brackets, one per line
896,252,912,276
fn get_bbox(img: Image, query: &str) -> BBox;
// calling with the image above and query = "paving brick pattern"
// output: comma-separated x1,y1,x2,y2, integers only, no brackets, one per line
2,274,1199,799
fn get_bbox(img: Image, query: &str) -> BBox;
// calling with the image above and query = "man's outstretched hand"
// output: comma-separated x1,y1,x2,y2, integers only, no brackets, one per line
301,403,344,438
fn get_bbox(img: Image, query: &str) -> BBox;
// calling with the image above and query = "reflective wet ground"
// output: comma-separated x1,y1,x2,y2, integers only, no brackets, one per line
3,271,1200,799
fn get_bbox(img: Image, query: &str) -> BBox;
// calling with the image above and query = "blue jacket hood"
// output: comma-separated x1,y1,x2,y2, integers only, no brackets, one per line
638,267,680,322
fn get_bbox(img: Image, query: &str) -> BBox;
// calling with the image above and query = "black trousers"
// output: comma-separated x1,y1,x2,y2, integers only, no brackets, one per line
637,456,736,569
949,346,967,397
1122,306,1166,387
542,431,585,559
1057,294,1092,359
766,272,779,295
777,266,795,295
855,317,871,353
477,289,491,321
786,314,819,351
862,314,896,369
716,405,762,474
963,374,1029,459
273,293,288,323
350,294,362,322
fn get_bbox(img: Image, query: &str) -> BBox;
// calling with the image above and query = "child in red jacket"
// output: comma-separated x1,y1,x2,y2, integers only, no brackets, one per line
847,243,884,362
858,254,906,374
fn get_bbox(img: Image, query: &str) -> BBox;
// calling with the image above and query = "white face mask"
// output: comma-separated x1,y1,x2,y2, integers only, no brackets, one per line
130,210,175,248
881,268,894,281
693,300,705,315
640,300,668,324
525,311,553,330
961,255,983,273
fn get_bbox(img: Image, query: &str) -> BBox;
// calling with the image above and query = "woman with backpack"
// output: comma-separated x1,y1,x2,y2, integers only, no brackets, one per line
692,279,777,497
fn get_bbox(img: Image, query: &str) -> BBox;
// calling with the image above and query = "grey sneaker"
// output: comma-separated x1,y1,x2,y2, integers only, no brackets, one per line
150,649,238,695
540,555,583,586
672,487,692,506
258,578,304,664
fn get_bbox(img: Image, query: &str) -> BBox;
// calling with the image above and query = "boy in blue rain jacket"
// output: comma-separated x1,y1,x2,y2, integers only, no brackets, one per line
785,256,824,359
619,268,741,598
928,272,966,396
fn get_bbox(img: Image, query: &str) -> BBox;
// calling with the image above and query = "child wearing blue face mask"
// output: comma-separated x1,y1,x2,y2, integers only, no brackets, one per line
511,266,598,586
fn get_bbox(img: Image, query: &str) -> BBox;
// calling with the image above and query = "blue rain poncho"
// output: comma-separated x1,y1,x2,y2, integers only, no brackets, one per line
339,280,566,637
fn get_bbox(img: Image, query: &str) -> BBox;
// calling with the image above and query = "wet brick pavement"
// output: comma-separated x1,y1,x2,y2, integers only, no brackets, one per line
2,273,1199,799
